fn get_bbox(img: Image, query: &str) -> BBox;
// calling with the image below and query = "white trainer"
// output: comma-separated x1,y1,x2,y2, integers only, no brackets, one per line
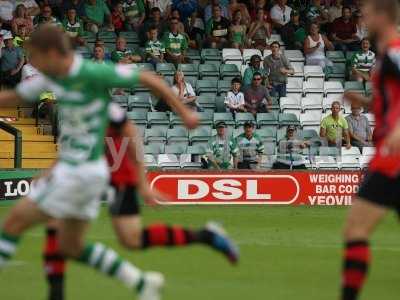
138,272,165,300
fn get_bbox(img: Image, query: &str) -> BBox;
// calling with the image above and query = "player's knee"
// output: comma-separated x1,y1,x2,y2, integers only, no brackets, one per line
117,231,142,249
343,220,369,241
59,239,84,258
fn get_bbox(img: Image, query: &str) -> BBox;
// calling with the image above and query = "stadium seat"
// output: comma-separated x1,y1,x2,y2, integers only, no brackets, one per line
257,127,277,143
198,111,213,126
187,143,207,155
164,143,188,154
290,61,305,78
134,63,154,71
257,112,279,128
344,81,365,94
284,50,305,62
128,94,151,112
156,63,176,76
127,111,147,126
187,48,201,64
315,156,339,169
178,63,199,78
201,48,221,63
215,96,227,112
197,95,216,110
214,112,235,127
243,49,263,64
147,112,169,128
198,64,219,79
112,95,128,109
303,79,324,94
326,51,346,63
364,113,375,126
220,64,240,80
324,81,344,95
346,51,356,63
217,80,231,95
304,65,325,80
157,154,180,169
189,126,212,144
300,111,322,131
222,48,242,64
98,31,117,41
301,94,323,111
280,96,302,111
300,129,319,141
362,147,375,156
323,96,343,111
180,153,202,169
144,143,165,155
286,77,303,94
145,127,167,144
263,142,277,156
359,155,372,169
143,154,158,168
341,146,361,157
267,33,284,45
235,113,255,127
328,63,346,81
319,147,340,156
196,80,218,95
339,156,360,170
263,49,272,59
166,127,189,145
278,113,300,127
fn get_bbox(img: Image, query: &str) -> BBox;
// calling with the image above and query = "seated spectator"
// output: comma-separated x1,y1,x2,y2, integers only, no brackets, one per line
328,0,343,23
62,0,87,20
146,0,172,20
84,0,112,33
18,0,40,17
204,0,229,23
142,7,165,43
354,11,368,41
11,4,34,36
244,72,272,116
229,10,246,49
62,8,85,46
13,24,29,48
350,38,375,82
185,10,204,49
34,5,61,27
0,33,25,87
264,41,294,98
270,0,292,32
111,3,125,33
170,9,186,34
163,17,189,65
330,6,359,52
281,10,306,50
225,77,245,115
345,103,372,150
111,37,142,64
206,121,237,169
172,0,197,23
0,0,15,30
92,45,106,63
94,39,111,60
242,55,267,87
320,101,351,148
306,0,329,26
228,0,250,24
122,0,145,31
273,125,309,169
171,71,202,111
304,22,334,72
145,26,165,68
247,8,271,51
234,121,264,169
205,5,230,49
21,62,39,82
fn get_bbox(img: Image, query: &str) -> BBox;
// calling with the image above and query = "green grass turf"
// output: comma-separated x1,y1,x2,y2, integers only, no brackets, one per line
0,205,399,300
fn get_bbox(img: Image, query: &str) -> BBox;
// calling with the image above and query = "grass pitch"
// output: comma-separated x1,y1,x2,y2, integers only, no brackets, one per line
0,205,399,300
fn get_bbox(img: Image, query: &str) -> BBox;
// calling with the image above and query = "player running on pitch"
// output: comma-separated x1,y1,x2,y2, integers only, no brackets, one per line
0,25,199,300
340,1,400,299
43,102,239,300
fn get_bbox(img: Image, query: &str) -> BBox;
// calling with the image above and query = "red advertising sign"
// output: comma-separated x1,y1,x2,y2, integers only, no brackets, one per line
147,171,363,205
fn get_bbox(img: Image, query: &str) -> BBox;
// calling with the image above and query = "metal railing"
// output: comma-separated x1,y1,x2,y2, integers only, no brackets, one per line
0,121,22,168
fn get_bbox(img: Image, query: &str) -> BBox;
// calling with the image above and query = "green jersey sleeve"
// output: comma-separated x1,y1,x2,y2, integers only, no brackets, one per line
256,136,264,154
89,62,140,89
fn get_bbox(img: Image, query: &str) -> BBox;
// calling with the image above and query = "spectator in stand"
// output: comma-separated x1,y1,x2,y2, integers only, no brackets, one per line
142,7,165,42
92,45,106,63
234,121,264,169
206,121,238,170
11,4,34,36
0,33,24,87
94,38,111,60
306,0,329,26
84,0,113,33
163,17,189,66
62,8,85,46
229,10,246,49
273,125,309,169
111,36,142,64
320,101,351,148
0,0,15,31
264,41,294,98
172,0,197,23
205,5,230,49
345,103,372,150
281,9,306,50
350,38,375,82
225,77,246,115
170,9,186,34
242,54,268,88
17,0,40,17
204,0,229,23
146,0,172,20
328,0,342,23
62,0,87,20
247,8,271,51
270,0,292,32
122,0,145,31
330,6,359,52
171,70,202,111
185,10,204,49
354,10,368,41
13,24,29,48
244,72,272,116
228,0,250,24
145,26,165,68
34,5,61,27
248,0,269,21
304,22,334,72
111,3,125,33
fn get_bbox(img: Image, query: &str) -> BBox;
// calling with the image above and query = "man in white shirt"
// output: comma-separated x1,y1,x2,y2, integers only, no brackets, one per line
270,0,292,32
0,0,16,27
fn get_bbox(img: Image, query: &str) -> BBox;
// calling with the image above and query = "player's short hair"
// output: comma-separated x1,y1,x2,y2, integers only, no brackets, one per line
26,25,72,56
364,0,400,23
231,77,241,85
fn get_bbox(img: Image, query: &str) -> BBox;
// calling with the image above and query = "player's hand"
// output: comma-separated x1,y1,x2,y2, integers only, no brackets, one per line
382,125,400,155
182,111,199,130
140,187,172,207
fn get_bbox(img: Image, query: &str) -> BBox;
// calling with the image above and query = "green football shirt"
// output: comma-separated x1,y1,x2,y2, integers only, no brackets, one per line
206,134,237,169
235,133,264,162
62,18,84,38
163,32,188,56
111,48,134,63
145,40,165,58
15,55,140,165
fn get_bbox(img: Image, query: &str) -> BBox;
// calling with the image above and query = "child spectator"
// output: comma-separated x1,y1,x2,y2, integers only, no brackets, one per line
224,77,246,115
350,38,375,82
92,45,106,64
111,36,142,64
145,26,165,67
122,0,145,31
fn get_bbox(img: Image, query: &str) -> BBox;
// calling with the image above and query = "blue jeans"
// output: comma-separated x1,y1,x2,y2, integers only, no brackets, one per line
271,83,287,98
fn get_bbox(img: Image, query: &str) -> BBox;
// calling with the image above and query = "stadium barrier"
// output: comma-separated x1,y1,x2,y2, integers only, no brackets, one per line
0,170,362,205
0,121,22,168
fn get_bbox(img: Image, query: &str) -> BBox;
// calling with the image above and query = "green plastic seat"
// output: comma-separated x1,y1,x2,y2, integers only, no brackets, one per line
199,64,219,79
144,143,165,155
187,48,201,63
189,126,212,143
365,81,372,96
257,113,278,127
278,113,300,127
215,96,227,112
169,113,184,127
235,113,255,127
326,51,346,63
198,111,213,126
196,80,218,95
201,48,221,63
126,111,147,126
166,127,189,144
213,112,235,127
197,95,216,109
187,144,207,155
144,127,167,144
257,127,277,142
319,146,340,156
217,80,231,95
156,63,176,76
147,112,169,127
134,63,154,71
177,64,198,77
219,64,240,79
344,81,364,93
165,144,188,154
128,94,151,111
